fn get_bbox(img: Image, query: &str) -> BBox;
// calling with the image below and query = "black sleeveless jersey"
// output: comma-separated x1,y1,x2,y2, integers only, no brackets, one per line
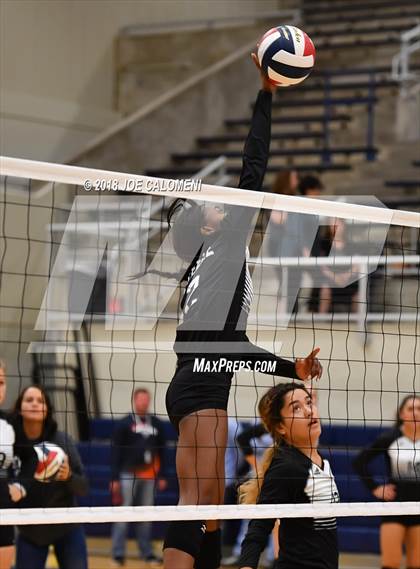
174,90,297,380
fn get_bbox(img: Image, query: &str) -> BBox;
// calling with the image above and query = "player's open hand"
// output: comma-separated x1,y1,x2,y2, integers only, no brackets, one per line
295,348,323,381
251,52,277,94
8,482,26,502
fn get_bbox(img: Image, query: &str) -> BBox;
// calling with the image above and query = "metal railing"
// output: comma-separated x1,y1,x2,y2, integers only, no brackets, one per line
319,69,381,164
193,155,230,186
392,23,420,91
120,10,301,37
248,254,420,331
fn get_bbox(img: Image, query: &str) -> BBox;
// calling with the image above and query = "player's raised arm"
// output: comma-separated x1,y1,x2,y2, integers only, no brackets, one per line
237,53,277,195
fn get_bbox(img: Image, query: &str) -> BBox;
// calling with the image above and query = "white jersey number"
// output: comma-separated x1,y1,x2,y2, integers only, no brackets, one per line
184,275,200,314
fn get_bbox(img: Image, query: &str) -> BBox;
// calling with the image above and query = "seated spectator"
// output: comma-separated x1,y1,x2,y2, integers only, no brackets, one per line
11,385,88,569
267,170,303,314
319,218,359,313
110,388,167,567
296,175,328,313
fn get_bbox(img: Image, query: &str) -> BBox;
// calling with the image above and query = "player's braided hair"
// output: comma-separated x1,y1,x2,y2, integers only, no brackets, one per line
167,198,204,263
130,198,203,282
238,382,309,504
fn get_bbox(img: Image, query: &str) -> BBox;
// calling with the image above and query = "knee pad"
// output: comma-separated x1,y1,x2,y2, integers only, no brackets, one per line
195,529,222,569
164,520,206,560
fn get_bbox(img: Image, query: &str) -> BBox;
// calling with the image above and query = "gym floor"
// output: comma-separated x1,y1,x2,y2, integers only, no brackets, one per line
43,538,381,569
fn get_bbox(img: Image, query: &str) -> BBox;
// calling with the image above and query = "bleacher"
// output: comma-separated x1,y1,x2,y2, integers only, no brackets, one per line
385,159,420,192
143,66,398,181
79,419,388,553
145,79,378,178
140,0,419,195
78,419,178,539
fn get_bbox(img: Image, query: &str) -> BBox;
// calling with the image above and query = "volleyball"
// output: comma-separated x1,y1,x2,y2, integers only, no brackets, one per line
257,25,315,87
33,442,65,482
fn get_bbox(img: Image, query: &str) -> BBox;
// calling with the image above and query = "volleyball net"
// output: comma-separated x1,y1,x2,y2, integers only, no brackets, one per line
0,155,419,525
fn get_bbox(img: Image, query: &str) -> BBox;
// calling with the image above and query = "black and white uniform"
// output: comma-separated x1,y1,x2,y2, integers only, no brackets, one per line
166,90,299,429
0,410,16,546
353,428,420,527
239,445,339,569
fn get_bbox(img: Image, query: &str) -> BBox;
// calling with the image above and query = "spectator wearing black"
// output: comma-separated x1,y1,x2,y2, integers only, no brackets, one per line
297,175,329,313
318,218,359,314
269,174,326,314
297,175,323,198
110,388,167,567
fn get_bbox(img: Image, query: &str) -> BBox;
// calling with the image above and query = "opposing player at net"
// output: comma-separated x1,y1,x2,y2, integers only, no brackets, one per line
238,382,339,569
0,359,25,569
162,54,323,569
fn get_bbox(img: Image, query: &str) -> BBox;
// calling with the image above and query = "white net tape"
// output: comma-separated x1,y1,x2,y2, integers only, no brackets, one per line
1,502,419,526
1,156,419,227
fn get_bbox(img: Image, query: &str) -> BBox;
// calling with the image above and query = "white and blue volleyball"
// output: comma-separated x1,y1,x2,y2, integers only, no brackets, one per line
33,442,65,482
257,25,315,87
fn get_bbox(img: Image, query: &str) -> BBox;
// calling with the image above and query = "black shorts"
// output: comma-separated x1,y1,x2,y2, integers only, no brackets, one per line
381,515,420,527
0,526,14,547
166,360,232,432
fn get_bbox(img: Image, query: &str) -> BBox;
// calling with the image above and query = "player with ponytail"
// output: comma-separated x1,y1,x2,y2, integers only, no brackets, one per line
239,382,339,569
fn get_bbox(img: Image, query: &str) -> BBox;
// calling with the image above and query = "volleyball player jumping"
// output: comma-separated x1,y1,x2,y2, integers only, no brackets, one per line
162,54,323,569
